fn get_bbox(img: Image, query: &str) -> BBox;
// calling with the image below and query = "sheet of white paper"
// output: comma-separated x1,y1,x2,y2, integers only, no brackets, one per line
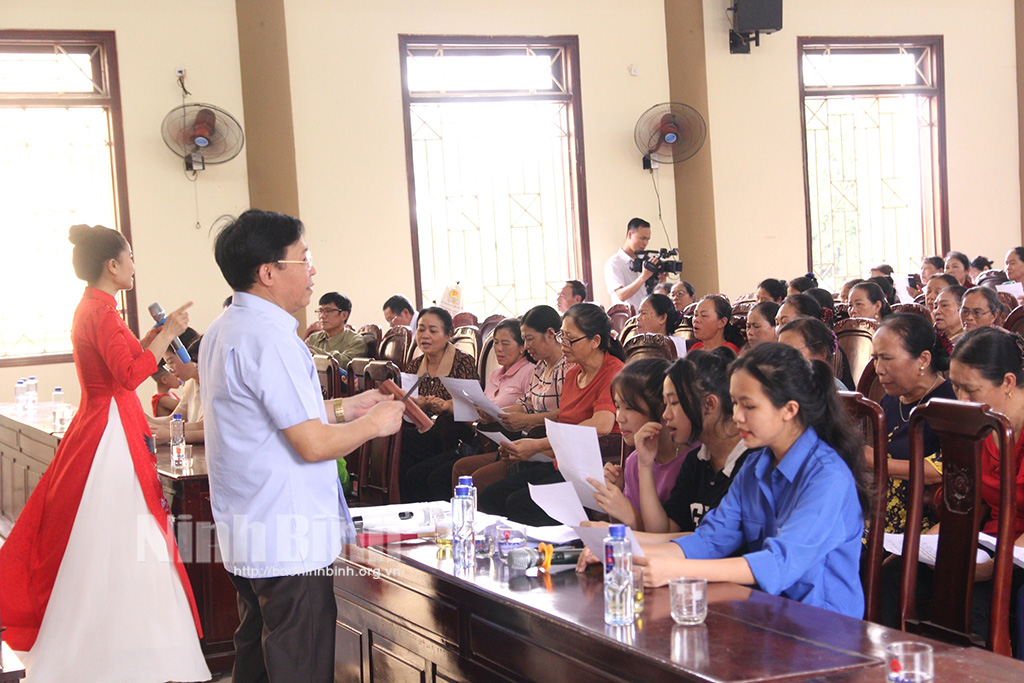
883,533,989,566
996,282,1024,306
670,336,688,358
499,519,579,545
892,273,915,304
529,482,588,527
479,430,514,446
977,532,1024,569
544,419,606,510
573,525,645,559
440,376,508,421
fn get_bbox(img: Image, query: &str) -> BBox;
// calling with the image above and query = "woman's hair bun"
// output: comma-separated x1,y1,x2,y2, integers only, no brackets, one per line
68,224,92,245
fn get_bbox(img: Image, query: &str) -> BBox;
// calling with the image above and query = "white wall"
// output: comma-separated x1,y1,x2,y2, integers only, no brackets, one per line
2,0,250,406
701,0,1020,296
282,0,677,322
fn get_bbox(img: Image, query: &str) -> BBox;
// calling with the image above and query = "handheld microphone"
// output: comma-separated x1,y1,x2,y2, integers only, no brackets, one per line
148,302,191,364
507,544,582,571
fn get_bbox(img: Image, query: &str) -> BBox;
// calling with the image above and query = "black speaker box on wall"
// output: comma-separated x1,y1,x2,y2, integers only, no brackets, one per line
734,0,783,33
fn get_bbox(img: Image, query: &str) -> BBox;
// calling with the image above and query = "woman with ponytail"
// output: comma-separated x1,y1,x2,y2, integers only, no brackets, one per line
691,295,743,353
637,293,683,336
869,312,955,533
633,343,870,618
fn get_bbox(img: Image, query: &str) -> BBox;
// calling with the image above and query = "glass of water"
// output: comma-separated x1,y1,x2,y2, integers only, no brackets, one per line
669,576,707,625
885,642,933,682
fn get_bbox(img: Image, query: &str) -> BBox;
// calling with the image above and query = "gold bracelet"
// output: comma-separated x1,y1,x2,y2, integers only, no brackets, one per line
333,398,346,423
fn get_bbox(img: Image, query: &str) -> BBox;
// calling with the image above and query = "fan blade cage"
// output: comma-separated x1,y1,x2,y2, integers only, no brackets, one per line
634,102,706,164
161,103,245,165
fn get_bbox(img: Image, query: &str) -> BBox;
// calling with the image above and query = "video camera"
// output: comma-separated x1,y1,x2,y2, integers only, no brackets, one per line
630,248,683,293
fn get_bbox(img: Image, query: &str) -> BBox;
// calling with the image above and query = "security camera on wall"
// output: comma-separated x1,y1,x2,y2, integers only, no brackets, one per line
729,0,783,54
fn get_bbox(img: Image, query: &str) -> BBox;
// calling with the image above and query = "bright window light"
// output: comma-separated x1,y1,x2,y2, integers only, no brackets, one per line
803,52,918,88
407,54,553,93
0,52,95,93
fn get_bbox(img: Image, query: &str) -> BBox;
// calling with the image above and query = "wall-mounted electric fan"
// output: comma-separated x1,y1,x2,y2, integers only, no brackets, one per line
161,103,244,171
634,102,706,167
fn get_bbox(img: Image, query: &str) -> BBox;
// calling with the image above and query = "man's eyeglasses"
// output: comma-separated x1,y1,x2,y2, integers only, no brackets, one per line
276,252,313,269
555,331,588,345
315,307,341,315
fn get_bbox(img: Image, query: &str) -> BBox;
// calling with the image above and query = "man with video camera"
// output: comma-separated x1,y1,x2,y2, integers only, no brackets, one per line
604,217,681,311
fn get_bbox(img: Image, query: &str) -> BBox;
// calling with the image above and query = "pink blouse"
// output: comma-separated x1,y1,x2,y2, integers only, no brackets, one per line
485,356,535,409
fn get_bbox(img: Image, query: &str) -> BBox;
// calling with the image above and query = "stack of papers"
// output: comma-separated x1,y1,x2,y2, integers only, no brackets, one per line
883,533,990,566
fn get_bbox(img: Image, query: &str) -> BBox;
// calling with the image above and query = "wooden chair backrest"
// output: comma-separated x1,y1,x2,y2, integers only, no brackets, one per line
838,391,888,623
997,292,1018,315
357,324,382,359
608,306,632,336
479,313,505,343
1002,305,1024,334
623,333,677,361
976,270,1006,288
835,317,880,391
379,326,411,369
732,301,755,316
452,311,479,328
901,399,1017,655
891,303,933,323
619,316,639,345
355,360,405,505
312,354,342,399
451,325,481,362
478,332,499,389
345,357,373,396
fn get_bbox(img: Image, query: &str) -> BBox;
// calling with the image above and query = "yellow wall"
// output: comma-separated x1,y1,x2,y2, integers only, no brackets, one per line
2,0,251,405
281,0,677,320
701,0,1020,296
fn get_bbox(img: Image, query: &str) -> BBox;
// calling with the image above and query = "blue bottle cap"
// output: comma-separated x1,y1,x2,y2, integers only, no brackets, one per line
54,387,61,392
454,485,471,497
458,476,473,486
610,524,626,539
173,413,183,420
28,376,35,380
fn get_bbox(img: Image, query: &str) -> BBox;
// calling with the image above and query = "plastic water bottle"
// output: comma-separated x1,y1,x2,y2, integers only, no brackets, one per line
14,380,25,412
170,413,186,468
604,523,634,625
457,475,477,513
452,484,475,569
25,376,38,407
51,387,65,430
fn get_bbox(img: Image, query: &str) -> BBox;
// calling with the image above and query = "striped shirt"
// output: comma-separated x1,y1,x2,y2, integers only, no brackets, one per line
517,355,568,414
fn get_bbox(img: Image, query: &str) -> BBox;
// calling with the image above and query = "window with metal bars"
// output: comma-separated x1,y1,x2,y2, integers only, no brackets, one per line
0,30,136,367
798,37,948,292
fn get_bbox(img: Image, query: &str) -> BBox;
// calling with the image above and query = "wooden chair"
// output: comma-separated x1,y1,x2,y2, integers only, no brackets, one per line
682,302,698,317
730,313,748,348
674,321,694,343
357,323,382,359
854,356,886,404
623,333,676,361
354,360,406,505
312,354,343,399
478,331,499,388
732,301,755,316
479,313,505,342
452,311,479,328
732,293,756,305
976,269,1006,289
1002,305,1024,334
997,291,1018,315
900,398,1017,655
835,317,880,391
837,391,888,623
618,316,639,345
607,304,633,336
378,325,412,369
891,303,933,323
451,325,481,362
345,357,374,396
914,293,926,305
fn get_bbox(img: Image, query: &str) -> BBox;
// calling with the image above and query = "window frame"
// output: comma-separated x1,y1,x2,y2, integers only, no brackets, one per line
797,35,949,278
0,30,137,367
398,34,591,309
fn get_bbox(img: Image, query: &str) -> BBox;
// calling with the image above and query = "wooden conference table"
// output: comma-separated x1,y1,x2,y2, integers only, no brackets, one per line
332,541,1024,682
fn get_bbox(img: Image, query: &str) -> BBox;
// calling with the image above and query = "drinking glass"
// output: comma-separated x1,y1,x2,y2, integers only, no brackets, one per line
669,577,707,625
885,642,933,682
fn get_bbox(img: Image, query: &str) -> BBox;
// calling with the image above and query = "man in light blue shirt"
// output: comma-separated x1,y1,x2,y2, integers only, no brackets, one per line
201,209,405,683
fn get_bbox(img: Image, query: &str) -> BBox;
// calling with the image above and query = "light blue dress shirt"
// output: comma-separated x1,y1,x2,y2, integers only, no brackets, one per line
200,291,352,578
675,426,865,618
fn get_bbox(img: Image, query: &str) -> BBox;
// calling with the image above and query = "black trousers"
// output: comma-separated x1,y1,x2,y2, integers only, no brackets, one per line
478,462,564,526
228,570,336,683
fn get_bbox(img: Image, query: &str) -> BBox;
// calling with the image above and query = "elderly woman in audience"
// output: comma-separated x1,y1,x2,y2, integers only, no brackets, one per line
449,306,566,497
755,278,788,304
882,326,1024,638
404,318,534,502
637,293,682,336
691,295,744,353
924,272,958,308
478,303,625,525
743,301,779,350
921,255,945,281
788,273,818,296
849,281,892,321
961,286,1008,332
670,280,696,311
840,278,865,303
868,275,899,305
399,306,479,502
806,287,838,327
1004,247,1024,285
778,318,852,390
868,313,955,533
620,343,870,619
945,250,974,287
651,282,672,296
970,255,993,282
775,293,823,329
931,284,966,342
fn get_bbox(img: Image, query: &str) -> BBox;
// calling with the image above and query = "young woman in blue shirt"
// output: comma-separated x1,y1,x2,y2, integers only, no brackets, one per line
637,342,872,618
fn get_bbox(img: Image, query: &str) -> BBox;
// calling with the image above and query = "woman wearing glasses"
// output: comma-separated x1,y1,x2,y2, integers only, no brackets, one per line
0,225,208,681
478,303,625,525
961,286,1008,332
